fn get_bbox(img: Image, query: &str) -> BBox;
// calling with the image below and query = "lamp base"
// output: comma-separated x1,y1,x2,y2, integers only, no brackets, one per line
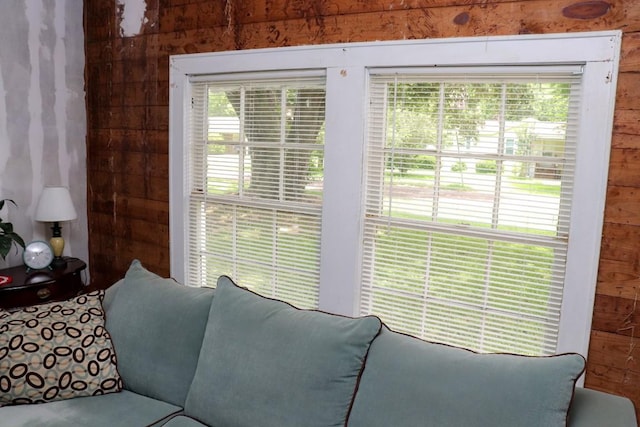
50,256,67,270
49,234,66,270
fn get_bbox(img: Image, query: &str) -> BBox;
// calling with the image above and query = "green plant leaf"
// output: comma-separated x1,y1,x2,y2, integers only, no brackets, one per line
6,232,25,248
0,238,11,260
0,199,25,259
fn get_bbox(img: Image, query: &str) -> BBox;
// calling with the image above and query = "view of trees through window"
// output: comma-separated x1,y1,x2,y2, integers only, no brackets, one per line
206,84,326,201
383,80,569,179
371,79,573,227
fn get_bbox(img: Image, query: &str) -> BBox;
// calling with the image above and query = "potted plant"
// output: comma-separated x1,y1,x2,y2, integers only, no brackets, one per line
0,199,25,261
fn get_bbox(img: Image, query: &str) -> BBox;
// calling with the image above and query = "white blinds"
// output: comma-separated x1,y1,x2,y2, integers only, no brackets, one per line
361,69,582,355
188,76,326,309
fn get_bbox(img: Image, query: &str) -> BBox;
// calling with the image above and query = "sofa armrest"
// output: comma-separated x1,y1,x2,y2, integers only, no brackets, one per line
568,387,636,427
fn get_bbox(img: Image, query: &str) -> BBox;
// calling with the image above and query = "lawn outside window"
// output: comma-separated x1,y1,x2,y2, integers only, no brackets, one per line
169,31,621,362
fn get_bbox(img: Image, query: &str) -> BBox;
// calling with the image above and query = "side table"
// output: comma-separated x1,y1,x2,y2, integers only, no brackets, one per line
0,257,87,309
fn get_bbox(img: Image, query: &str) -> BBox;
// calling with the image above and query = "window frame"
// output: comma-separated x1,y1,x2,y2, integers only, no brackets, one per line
169,31,621,359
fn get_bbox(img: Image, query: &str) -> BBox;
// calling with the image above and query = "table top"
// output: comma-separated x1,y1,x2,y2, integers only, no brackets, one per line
0,257,86,291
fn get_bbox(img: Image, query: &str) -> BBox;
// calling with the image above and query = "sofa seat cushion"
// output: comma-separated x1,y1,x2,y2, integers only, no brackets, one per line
184,276,382,427
161,415,209,427
349,326,586,427
105,260,215,407
0,290,121,406
568,387,637,426
0,389,182,427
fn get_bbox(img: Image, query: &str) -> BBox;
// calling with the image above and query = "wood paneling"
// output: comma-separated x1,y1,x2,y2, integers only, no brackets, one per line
586,330,640,406
84,0,640,415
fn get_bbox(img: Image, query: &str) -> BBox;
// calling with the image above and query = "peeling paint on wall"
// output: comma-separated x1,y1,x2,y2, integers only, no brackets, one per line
0,0,86,268
117,0,148,37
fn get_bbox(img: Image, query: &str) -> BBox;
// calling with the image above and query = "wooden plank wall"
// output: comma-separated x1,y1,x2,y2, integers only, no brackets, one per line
85,0,640,413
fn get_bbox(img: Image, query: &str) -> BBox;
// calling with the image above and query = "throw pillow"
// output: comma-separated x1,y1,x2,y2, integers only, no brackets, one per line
184,275,382,427
0,290,122,406
348,325,586,427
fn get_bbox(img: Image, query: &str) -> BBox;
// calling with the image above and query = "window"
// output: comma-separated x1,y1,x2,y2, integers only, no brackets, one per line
362,71,580,355
186,75,326,308
170,31,621,358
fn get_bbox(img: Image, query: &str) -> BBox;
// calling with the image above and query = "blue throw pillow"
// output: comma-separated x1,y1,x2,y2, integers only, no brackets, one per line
348,325,586,427
184,276,382,427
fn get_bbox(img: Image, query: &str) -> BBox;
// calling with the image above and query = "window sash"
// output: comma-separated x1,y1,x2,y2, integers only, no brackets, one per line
361,72,581,355
186,77,326,308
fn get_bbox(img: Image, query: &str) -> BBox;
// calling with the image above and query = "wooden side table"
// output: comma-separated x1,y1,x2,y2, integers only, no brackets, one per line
0,257,87,309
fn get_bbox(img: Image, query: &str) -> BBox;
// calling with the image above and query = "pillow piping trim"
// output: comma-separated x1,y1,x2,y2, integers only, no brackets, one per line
217,275,382,323
344,324,383,427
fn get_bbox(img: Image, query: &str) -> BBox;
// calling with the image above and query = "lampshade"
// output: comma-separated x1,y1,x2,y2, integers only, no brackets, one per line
34,186,77,222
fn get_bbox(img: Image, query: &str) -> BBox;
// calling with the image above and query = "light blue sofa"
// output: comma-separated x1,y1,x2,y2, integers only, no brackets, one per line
1,260,636,426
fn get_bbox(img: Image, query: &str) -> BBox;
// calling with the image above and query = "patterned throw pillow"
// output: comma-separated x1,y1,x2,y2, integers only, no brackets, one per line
0,290,122,406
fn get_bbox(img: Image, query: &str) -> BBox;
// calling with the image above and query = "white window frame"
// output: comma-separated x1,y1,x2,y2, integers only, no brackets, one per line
170,31,621,359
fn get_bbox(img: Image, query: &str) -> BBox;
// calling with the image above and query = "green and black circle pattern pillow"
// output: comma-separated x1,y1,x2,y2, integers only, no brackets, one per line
0,290,122,406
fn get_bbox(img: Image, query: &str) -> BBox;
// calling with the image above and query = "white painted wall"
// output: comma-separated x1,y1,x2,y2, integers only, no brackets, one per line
0,0,87,268
117,0,148,37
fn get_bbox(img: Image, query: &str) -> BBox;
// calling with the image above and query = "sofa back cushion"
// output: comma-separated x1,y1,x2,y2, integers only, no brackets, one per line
348,326,585,427
105,260,214,407
184,276,382,427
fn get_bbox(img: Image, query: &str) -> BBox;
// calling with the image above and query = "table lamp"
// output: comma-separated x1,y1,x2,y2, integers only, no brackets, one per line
34,186,77,269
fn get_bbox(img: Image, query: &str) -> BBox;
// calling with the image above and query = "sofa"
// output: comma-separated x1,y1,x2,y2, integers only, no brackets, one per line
0,259,636,426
